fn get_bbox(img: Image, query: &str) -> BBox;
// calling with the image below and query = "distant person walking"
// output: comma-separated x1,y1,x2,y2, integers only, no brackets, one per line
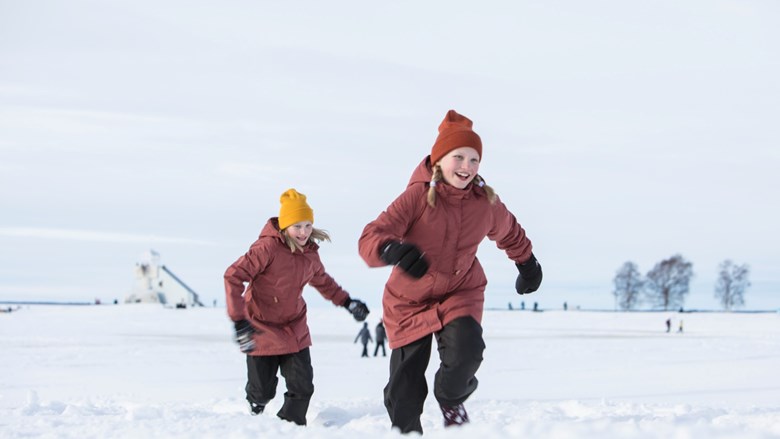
374,319,387,357
665,318,672,333
355,322,373,357
678,320,684,333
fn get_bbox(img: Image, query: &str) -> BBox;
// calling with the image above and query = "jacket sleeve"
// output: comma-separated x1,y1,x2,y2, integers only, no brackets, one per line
308,253,350,306
358,185,425,267
224,240,272,322
487,196,534,264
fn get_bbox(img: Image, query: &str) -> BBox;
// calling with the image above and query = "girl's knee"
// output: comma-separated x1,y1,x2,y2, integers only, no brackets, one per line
446,317,485,352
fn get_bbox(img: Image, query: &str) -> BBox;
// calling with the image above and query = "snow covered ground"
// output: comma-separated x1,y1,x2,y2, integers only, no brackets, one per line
2,304,779,438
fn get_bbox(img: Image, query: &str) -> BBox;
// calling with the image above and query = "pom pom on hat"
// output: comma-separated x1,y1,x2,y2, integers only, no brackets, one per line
430,110,482,166
278,188,314,230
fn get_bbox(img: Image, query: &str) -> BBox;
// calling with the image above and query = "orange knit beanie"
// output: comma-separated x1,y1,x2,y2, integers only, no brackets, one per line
278,188,314,230
430,110,482,166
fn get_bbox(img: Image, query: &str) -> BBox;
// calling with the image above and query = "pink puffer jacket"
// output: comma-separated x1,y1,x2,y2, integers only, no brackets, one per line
225,218,350,355
359,157,533,348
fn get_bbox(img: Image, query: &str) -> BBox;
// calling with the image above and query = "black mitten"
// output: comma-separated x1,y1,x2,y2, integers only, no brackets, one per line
343,298,370,322
515,253,543,295
380,241,429,279
234,319,256,353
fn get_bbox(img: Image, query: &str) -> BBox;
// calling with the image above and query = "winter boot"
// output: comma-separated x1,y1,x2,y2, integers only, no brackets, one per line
440,403,469,427
249,401,266,415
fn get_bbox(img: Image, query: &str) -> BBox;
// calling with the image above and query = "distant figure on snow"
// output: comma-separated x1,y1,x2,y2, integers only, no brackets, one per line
665,318,672,333
678,320,684,333
374,319,387,357
355,322,373,357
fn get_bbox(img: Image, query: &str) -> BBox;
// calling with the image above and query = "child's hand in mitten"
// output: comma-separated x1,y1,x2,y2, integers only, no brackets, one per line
344,298,370,322
233,319,256,353
380,241,429,278
515,253,543,295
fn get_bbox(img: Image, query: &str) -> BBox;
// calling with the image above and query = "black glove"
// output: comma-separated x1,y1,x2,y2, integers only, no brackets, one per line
344,298,370,322
515,253,543,295
380,240,429,279
233,319,256,353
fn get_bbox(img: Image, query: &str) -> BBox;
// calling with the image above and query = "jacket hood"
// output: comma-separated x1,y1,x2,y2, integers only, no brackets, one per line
260,218,284,241
407,156,434,187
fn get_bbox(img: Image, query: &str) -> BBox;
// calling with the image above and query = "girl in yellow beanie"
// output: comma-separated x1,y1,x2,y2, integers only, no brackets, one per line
224,188,369,425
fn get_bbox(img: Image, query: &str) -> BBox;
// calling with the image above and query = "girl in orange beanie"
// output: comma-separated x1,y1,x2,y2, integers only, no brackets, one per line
225,188,369,425
358,110,542,433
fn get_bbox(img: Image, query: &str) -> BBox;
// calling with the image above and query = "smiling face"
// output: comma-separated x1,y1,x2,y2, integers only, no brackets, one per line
436,146,481,189
284,221,313,247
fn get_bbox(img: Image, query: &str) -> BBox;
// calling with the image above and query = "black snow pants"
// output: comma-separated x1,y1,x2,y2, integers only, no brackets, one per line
383,316,485,434
245,348,314,425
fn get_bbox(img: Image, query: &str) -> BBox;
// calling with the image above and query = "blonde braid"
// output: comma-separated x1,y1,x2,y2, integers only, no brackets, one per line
475,175,497,204
427,165,442,207
310,227,331,243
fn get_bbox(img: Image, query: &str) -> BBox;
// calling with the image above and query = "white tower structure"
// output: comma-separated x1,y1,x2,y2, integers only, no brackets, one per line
125,250,204,307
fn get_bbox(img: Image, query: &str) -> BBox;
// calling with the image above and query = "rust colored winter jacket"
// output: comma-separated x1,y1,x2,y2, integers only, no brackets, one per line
358,157,533,349
225,218,350,356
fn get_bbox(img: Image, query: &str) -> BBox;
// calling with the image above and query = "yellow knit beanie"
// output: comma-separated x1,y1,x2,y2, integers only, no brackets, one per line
278,188,314,230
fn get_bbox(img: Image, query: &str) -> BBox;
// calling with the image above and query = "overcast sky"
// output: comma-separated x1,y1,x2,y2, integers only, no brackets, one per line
1,0,778,310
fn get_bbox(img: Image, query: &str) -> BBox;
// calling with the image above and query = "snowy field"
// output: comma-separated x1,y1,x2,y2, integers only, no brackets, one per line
2,304,779,438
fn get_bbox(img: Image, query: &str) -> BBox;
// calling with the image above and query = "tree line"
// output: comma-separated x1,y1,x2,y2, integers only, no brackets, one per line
612,254,751,311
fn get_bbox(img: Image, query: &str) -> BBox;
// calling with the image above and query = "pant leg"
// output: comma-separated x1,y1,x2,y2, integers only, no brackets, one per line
362,344,369,357
384,334,432,434
245,355,280,406
433,316,485,407
277,348,315,426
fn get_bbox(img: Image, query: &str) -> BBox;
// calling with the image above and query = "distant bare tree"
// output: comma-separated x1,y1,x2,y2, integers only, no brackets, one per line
645,254,694,311
613,261,644,310
714,260,750,311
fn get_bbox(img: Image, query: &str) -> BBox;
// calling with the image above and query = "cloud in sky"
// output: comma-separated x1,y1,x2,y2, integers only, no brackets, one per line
0,227,216,246
1,0,778,310
216,162,293,179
